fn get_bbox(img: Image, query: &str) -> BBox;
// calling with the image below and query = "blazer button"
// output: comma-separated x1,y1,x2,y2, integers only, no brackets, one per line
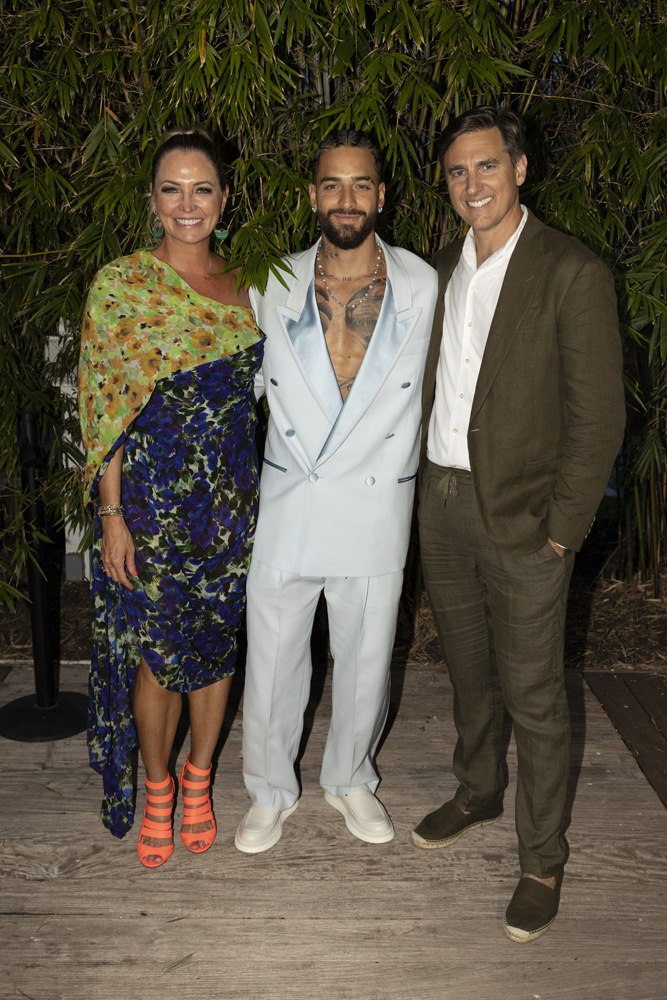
401,381,411,388
309,473,319,483
365,476,376,486
285,428,295,437
270,377,278,385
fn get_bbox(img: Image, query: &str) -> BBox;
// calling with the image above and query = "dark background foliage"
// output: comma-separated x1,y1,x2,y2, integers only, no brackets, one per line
1,0,666,605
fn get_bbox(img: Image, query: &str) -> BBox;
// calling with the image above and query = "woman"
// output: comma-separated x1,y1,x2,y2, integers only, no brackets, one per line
78,128,263,867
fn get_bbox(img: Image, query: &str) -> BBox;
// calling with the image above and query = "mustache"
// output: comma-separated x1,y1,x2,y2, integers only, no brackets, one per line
325,208,366,219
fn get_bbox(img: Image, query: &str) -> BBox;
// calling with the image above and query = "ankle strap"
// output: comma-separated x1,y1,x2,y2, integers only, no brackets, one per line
145,774,173,791
184,755,212,777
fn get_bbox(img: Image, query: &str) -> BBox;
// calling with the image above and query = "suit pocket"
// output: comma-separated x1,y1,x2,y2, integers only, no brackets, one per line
263,458,287,473
523,540,566,566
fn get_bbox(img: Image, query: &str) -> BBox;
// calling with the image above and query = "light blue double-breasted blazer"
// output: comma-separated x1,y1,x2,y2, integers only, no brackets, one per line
249,237,438,578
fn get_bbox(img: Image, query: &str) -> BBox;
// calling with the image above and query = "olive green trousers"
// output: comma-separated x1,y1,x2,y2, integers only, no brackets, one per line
419,460,575,877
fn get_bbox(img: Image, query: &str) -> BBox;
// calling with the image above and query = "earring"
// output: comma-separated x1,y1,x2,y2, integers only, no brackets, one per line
214,227,228,241
148,205,163,239
378,206,383,214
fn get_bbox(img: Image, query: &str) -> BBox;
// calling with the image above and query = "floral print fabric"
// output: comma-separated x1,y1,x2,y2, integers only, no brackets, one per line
79,251,264,837
78,249,260,505
88,343,263,838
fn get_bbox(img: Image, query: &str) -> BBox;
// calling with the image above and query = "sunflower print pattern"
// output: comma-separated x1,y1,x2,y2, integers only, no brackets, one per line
78,249,260,505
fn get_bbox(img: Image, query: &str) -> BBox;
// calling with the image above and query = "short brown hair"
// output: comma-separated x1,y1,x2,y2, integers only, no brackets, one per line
438,106,526,167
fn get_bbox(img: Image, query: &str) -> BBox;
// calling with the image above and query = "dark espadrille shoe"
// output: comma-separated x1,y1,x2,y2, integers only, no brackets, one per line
411,800,503,849
504,869,564,943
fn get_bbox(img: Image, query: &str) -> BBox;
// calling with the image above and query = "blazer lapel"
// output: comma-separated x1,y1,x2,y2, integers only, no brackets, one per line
471,212,549,421
279,278,343,423
421,245,462,424
318,239,423,461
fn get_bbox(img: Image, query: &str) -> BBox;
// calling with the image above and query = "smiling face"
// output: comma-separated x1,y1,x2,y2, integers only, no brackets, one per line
443,127,527,255
151,149,228,248
309,146,385,250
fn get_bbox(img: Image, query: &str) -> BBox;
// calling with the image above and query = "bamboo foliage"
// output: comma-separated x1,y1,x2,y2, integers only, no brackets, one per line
1,0,666,605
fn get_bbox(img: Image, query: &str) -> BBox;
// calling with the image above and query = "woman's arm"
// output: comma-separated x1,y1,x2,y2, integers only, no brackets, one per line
98,446,137,590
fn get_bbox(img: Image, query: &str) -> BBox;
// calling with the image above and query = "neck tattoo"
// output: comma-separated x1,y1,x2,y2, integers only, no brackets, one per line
316,238,383,310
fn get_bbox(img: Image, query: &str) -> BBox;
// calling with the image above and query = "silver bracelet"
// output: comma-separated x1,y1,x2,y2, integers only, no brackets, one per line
98,504,125,518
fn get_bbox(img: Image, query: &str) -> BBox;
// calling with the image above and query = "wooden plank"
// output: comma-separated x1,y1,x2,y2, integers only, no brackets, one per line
2,911,666,1000
585,672,667,807
2,802,666,886
2,664,667,1000
3,870,667,921
624,673,667,742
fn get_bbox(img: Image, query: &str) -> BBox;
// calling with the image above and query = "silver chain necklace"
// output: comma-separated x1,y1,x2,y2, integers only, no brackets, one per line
316,238,383,310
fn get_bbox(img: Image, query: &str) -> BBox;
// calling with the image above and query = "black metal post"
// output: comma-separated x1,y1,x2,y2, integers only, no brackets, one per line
0,410,87,742
17,409,57,708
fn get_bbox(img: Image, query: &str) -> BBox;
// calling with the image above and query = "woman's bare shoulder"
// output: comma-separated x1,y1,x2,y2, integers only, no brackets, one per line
208,261,250,307
227,266,251,307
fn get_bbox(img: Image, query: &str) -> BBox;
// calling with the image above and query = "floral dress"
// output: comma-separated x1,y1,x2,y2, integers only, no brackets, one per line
78,252,264,837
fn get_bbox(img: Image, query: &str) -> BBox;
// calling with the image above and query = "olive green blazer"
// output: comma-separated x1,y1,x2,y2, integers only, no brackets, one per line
420,209,626,553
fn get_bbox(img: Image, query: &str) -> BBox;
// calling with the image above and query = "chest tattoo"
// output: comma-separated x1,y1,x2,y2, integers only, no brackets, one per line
315,275,387,400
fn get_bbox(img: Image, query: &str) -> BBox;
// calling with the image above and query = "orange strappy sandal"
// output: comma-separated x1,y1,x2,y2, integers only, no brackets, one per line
137,774,175,868
179,755,216,853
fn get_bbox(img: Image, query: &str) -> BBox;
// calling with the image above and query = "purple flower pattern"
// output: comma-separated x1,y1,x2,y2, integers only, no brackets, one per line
88,338,264,838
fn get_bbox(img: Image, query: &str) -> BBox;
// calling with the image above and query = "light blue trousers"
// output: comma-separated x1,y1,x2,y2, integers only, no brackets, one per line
242,559,404,810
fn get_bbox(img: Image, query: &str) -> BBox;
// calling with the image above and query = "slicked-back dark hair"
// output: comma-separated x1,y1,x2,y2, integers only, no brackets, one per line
312,130,384,183
438,106,526,168
151,127,228,190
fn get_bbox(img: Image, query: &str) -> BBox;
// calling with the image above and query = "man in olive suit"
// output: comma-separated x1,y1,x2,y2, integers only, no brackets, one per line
414,106,625,942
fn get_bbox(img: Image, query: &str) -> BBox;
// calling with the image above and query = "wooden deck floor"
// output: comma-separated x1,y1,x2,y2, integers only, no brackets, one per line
1,661,666,1000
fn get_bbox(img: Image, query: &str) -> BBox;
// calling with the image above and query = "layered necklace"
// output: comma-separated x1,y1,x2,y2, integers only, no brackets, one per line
316,238,383,310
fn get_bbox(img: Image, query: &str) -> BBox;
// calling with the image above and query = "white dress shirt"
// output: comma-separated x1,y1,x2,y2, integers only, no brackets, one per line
427,206,528,470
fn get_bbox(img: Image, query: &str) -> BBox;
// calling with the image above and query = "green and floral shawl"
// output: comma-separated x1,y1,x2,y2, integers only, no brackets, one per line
78,250,260,505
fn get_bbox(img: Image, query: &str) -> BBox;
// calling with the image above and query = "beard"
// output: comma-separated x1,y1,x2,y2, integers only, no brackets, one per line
318,207,378,250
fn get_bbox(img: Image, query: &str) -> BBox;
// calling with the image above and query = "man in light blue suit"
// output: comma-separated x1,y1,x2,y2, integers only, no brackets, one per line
236,131,438,853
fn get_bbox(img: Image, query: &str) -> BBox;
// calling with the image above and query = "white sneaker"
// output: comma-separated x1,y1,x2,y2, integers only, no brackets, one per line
324,789,394,844
234,802,298,854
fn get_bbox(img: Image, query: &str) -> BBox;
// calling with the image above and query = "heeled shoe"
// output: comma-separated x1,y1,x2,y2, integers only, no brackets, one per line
179,755,216,853
137,774,175,869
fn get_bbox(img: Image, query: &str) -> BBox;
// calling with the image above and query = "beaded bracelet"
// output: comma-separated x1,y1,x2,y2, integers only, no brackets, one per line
98,504,125,518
